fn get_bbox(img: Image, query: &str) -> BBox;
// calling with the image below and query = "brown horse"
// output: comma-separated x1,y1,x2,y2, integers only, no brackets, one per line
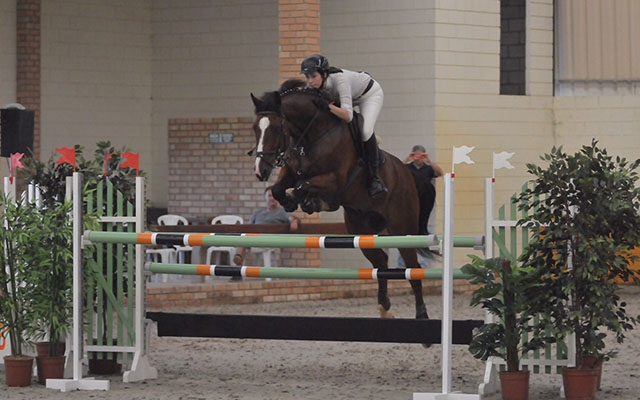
250,81,427,320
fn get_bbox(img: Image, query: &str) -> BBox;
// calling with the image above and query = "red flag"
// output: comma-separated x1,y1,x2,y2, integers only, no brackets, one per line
119,152,139,176
103,152,113,176
55,147,76,172
9,153,24,184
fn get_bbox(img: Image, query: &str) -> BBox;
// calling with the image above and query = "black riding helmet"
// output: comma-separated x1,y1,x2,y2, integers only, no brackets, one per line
300,54,329,75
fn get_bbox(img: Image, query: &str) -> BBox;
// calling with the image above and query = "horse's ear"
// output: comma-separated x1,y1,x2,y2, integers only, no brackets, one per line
251,93,262,108
272,91,281,106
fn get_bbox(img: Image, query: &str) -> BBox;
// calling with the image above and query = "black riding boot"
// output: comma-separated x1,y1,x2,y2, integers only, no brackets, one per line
364,135,387,197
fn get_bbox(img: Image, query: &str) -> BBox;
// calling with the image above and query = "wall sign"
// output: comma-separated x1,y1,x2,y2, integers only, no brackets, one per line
208,132,234,144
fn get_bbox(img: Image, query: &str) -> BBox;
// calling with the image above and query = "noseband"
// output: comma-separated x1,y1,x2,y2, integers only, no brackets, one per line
250,111,287,169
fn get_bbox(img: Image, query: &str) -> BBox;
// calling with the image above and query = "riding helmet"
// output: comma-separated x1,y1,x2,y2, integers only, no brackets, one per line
300,54,329,75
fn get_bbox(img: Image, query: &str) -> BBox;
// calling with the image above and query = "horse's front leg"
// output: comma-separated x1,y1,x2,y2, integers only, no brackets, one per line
272,167,299,212
359,248,395,318
294,173,341,212
398,248,428,319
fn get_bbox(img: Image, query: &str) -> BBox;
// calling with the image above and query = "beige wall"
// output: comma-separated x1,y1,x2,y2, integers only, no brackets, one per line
322,0,437,160
0,0,16,111
0,0,17,178
40,0,153,165
554,95,640,155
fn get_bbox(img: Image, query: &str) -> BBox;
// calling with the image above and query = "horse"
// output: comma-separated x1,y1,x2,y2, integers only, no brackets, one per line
250,80,428,321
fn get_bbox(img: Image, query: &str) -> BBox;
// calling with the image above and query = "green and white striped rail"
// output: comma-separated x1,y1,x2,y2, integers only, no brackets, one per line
85,231,483,249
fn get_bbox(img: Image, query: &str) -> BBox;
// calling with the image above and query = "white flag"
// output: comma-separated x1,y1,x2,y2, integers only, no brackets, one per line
452,146,475,165
493,151,515,170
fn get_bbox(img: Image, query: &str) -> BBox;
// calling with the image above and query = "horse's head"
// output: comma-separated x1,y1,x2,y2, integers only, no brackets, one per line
250,91,286,181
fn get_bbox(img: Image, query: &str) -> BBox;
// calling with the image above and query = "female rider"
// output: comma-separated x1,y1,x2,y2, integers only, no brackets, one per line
300,54,387,197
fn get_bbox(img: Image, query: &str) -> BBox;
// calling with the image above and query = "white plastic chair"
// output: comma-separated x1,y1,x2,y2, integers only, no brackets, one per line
145,247,177,283
157,214,192,264
249,247,277,267
205,215,243,266
149,214,192,283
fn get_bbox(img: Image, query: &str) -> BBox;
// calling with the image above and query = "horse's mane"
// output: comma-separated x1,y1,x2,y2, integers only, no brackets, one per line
279,78,336,113
255,80,324,114
279,79,306,93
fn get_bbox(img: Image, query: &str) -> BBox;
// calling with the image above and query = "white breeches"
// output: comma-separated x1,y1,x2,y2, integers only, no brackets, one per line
356,82,383,141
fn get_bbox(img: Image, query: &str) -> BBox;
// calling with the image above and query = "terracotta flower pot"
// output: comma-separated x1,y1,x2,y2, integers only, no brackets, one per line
3,355,34,387
499,370,530,400
36,355,65,385
581,355,603,390
563,367,598,400
35,341,66,357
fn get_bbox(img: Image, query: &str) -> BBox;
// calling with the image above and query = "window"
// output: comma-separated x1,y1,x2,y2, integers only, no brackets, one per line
500,0,526,95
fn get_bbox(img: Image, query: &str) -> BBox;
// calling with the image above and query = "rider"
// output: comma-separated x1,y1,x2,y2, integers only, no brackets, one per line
300,54,387,197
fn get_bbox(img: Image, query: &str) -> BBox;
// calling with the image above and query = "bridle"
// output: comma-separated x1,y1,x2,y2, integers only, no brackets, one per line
248,111,288,169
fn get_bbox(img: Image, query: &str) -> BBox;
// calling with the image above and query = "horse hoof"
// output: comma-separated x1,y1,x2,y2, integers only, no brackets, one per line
377,304,395,319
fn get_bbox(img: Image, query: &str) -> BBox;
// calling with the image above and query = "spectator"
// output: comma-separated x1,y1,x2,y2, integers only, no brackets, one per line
399,144,444,268
232,187,299,268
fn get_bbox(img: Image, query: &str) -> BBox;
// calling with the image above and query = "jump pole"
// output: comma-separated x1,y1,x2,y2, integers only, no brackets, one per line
85,231,483,249
85,231,439,248
147,263,471,280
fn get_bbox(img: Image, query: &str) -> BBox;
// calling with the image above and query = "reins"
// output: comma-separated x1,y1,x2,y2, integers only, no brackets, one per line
279,87,339,153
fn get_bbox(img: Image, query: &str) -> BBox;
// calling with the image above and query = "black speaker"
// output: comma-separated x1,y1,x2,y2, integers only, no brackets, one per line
1,108,34,157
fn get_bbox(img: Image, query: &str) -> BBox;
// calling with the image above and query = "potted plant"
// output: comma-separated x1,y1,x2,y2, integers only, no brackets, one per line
25,200,74,384
462,255,545,400
516,140,640,399
0,192,41,386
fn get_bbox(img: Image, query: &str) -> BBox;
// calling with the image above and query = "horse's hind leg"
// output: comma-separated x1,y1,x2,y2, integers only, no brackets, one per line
409,280,428,319
377,280,393,319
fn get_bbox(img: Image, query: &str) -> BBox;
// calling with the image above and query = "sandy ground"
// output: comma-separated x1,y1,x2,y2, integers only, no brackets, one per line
1,285,640,399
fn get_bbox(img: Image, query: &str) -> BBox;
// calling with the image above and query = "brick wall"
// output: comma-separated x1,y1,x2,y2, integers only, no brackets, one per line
146,279,475,310
167,117,259,219
16,0,40,159
279,0,320,81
